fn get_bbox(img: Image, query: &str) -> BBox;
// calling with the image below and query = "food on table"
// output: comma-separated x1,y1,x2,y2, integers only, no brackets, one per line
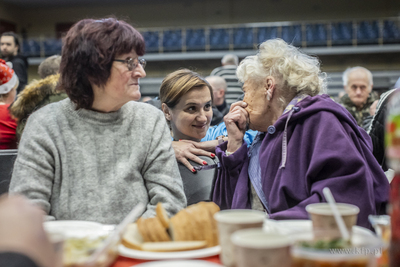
122,201,220,251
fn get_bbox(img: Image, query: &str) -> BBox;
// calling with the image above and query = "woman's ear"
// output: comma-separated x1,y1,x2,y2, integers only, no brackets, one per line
161,103,171,121
265,76,276,100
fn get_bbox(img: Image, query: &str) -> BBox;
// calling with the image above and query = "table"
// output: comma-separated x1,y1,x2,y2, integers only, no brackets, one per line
111,255,222,267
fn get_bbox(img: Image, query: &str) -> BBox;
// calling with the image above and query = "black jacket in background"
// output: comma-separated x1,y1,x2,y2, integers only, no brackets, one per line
2,54,29,94
367,88,400,171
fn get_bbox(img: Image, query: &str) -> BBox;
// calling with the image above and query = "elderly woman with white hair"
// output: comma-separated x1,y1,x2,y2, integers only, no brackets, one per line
212,39,389,228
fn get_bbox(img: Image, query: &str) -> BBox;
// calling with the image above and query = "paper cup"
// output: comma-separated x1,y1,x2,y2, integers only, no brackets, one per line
306,203,359,238
214,209,267,267
231,228,292,267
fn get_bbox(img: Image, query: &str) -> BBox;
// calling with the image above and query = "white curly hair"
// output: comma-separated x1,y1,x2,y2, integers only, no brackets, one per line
237,38,327,105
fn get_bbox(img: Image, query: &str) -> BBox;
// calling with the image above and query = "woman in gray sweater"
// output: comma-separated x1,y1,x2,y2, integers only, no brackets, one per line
9,18,186,224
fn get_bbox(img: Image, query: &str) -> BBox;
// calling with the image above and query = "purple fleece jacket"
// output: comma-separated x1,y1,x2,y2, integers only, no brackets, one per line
213,94,389,228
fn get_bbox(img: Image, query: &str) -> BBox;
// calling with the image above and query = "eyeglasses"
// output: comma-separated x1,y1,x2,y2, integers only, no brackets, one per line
113,58,146,71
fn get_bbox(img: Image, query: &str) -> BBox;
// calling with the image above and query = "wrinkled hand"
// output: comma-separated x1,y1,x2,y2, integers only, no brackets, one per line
224,101,249,153
0,195,56,267
172,140,217,172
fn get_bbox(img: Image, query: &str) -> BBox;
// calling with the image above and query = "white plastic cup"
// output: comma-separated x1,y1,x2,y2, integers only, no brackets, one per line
231,228,292,267
214,209,267,267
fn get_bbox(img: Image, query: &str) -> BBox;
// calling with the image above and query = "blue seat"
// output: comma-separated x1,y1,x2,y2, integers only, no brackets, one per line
357,21,379,44
142,31,159,53
163,29,182,52
331,22,353,45
209,28,230,50
233,27,253,49
25,39,41,57
281,25,302,46
43,38,62,56
257,27,278,43
306,24,327,46
22,40,31,57
383,20,400,43
186,29,205,51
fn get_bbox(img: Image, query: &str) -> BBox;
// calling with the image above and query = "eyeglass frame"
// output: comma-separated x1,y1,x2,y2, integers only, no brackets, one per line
113,58,146,71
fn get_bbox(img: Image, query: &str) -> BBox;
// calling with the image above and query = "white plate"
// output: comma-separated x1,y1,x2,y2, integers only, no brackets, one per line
118,245,221,260
44,220,106,237
264,219,374,237
134,260,222,267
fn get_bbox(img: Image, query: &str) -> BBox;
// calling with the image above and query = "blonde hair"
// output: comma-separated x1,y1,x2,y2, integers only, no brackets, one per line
237,39,326,105
160,69,213,109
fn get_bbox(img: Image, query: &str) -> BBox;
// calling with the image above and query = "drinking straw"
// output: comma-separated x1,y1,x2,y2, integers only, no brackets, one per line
322,187,350,241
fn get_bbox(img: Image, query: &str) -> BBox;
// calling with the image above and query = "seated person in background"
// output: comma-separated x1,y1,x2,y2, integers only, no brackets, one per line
9,18,186,224
0,195,56,267
10,55,67,141
159,69,256,172
340,66,379,126
213,39,389,228
0,59,18,149
206,76,230,117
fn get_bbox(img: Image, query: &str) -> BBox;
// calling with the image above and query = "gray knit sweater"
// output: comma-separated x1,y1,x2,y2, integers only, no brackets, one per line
9,98,186,224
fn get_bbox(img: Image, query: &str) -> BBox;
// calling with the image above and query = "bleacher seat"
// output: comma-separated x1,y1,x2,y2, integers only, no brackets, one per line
383,20,400,43
306,23,327,46
257,26,278,44
142,31,159,53
233,27,253,49
186,29,206,51
0,149,18,195
209,28,230,50
357,20,379,44
163,29,182,52
331,22,353,45
43,38,62,56
281,25,302,46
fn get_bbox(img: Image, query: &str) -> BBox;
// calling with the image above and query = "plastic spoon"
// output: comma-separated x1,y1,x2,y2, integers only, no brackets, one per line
86,202,145,265
322,187,350,241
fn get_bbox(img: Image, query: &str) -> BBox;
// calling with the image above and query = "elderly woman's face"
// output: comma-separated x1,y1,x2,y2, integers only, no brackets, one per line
168,86,212,141
101,50,146,105
242,80,269,131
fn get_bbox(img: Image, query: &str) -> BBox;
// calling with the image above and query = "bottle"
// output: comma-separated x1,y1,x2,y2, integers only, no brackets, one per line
386,90,400,267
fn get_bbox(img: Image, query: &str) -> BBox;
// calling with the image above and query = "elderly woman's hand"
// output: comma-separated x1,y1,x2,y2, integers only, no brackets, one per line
172,140,217,172
224,101,249,153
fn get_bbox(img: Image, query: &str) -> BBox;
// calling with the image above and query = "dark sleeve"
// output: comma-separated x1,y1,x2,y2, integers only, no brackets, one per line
368,92,393,172
0,252,40,267
12,58,28,93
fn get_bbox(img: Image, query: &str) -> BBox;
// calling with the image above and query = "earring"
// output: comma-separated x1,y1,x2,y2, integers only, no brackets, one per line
267,94,271,101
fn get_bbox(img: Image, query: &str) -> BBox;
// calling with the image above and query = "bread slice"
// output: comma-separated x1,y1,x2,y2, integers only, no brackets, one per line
142,217,171,242
203,202,220,246
137,217,152,242
156,202,170,228
141,241,207,252
122,223,144,250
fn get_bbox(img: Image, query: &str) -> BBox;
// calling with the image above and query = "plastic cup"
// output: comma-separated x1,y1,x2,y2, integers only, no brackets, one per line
231,228,292,267
290,229,383,267
214,209,267,267
306,203,359,238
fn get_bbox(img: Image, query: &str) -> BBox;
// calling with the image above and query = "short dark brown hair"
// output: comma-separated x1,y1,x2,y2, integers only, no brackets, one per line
58,18,145,109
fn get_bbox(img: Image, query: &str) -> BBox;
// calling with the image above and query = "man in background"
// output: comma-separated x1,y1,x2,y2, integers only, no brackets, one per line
206,76,230,117
1,32,28,94
210,54,242,105
340,66,379,126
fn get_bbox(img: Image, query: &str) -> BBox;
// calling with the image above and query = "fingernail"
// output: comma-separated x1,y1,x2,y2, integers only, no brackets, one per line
211,153,215,158
203,161,208,165
179,139,182,141
192,168,197,173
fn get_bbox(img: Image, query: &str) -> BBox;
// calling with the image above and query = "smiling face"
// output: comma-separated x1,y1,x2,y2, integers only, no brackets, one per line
344,69,372,108
166,86,213,141
242,80,270,131
91,50,146,112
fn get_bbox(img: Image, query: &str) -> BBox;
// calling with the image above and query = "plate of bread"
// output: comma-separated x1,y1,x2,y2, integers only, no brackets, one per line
120,202,221,260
